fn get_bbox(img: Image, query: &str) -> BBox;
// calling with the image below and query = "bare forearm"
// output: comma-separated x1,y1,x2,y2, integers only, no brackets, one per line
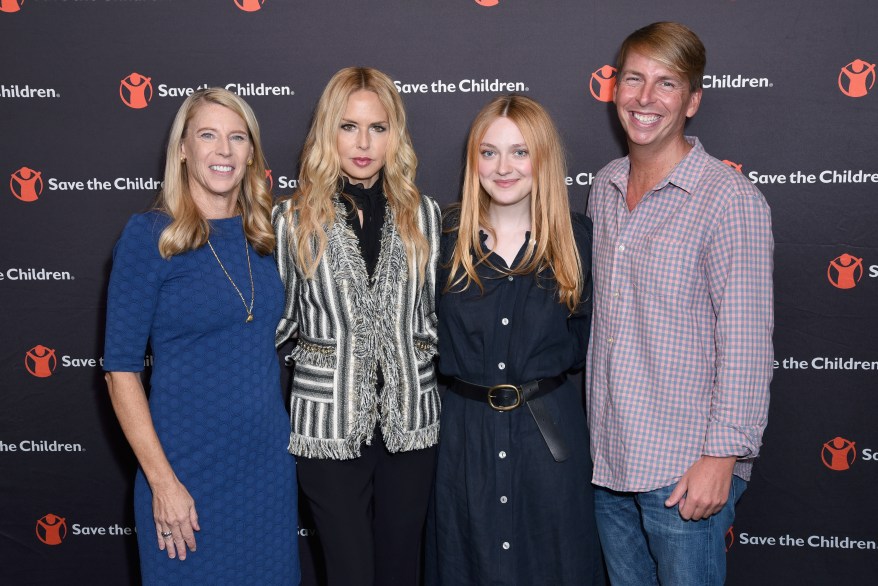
105,371,176,489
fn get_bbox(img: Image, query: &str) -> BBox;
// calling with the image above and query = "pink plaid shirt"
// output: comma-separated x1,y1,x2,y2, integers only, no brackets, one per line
587,137,773,492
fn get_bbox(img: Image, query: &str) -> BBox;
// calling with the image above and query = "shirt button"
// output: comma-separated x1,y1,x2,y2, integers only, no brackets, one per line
507,275,514,282
499,451,507,459
501,317,509,326
608,337,614,344
618,244,626,252
502,542,511,550
498,362,506,370
500,496,508,504
612,291,620,298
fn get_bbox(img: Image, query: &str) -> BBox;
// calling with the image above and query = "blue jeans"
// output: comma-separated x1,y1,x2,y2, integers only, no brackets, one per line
594,475,746,586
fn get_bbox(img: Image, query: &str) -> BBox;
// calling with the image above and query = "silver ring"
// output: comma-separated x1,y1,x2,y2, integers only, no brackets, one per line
161,531,173,538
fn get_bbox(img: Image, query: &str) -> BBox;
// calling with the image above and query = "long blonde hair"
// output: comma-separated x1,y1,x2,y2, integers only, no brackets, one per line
447,94,583,312
156,87,274,258
286,67,428,281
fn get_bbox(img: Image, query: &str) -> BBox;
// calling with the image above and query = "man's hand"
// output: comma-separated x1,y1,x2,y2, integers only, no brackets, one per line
665,455,737,520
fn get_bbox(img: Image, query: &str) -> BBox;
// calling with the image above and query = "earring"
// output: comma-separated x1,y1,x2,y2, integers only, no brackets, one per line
247,159,253,167
181,156,186,164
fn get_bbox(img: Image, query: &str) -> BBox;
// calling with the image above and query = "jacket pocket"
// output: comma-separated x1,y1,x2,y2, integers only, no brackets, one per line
289,335,337,403
412,332,438,395
412,332,437,365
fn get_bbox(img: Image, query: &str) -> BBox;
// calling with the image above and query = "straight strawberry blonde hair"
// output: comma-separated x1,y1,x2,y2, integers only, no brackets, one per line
446,94,583,312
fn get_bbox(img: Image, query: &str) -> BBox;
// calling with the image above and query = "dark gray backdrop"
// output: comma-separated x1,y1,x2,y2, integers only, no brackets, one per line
2,1,877,584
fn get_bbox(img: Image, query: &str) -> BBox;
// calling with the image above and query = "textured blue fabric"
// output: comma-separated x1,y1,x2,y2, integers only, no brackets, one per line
104,212,299,585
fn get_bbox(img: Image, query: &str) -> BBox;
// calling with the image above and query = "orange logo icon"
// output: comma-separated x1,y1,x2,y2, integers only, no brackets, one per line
725,525,735,552
0,0,24,13
25,345,57,378
474,0,500,5
821,436,856,471
36,514,67,545
120,73,153,109
10,166,43,202
590,65,617,102
838,59,876,98
827,253,864,289
722,160,743,173
265,169,273,190
234,0,264,11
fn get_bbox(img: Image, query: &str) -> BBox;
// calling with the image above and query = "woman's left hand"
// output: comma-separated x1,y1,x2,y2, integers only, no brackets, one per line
151,477,200,559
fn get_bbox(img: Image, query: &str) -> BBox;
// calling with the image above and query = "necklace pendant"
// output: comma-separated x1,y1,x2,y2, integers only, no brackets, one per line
246,314,254,323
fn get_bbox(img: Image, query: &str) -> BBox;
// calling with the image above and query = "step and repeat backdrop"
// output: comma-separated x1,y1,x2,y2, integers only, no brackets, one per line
2,1,877,584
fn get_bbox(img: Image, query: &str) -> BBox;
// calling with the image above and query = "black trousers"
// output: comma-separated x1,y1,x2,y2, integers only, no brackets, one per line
297,428,437,586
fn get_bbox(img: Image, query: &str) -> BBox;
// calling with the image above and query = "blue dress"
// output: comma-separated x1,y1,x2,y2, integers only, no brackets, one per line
104,212,299,585
426,213,604,585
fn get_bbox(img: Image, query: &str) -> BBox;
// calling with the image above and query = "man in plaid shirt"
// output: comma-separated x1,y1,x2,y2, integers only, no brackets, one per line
586,22,773,585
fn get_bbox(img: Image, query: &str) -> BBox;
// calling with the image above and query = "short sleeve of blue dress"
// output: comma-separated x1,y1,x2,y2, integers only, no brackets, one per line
104,212,299,585
426,212,604,585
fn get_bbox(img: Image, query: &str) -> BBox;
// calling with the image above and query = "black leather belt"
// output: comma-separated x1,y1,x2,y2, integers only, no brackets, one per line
451,376,570,462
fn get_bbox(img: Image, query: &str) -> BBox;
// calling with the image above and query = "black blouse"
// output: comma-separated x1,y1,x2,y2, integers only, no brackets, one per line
339,177,386,278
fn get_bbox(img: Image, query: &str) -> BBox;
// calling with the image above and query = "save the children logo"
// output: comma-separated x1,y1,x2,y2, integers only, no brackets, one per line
725,526,735,552
827,253,864,290
36,514,67,545
234,0,264,11
590,65,616,102
265,169,273,190
838,59,875,98
10,166,43,202
474,0,500,6
821,437,856,471
118,77,293,102
25,345,57,378
120,73,153,109
0,0,23,13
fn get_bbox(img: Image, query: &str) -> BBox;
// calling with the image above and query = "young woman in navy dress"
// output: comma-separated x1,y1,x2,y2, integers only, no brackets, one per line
426,95,604,585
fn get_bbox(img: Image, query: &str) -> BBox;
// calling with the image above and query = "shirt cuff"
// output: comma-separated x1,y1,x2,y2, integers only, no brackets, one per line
703,422,762,460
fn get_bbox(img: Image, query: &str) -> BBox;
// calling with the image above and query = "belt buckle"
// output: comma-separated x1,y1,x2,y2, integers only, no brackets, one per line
487,384,521,411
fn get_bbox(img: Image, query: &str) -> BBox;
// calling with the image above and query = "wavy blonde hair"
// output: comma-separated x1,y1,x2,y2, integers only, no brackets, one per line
285,67,428,281
446,94,583,312
156,87,274,258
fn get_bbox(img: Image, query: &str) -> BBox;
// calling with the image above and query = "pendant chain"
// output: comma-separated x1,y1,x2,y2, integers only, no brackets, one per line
206,234,255,323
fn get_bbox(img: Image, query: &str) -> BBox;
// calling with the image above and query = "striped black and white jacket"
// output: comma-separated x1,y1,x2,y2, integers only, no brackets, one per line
273,195,441,460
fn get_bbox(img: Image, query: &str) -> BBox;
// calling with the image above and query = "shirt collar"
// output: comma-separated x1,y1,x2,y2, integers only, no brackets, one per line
661,136,705,195
609,136,706,198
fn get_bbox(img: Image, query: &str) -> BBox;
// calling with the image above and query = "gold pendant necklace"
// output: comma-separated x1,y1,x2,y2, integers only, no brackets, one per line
206,235,255,323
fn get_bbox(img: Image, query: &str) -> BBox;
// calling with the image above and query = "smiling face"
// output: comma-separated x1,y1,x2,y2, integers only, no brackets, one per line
180,102,253,215
336,90,389,189
477,116,533,213
614,50,702,157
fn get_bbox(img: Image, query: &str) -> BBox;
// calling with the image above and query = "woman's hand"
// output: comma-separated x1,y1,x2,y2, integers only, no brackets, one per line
105,372,201,559
152,478,200,559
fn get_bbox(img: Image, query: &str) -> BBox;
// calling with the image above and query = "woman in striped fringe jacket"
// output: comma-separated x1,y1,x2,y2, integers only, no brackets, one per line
273,67,441,586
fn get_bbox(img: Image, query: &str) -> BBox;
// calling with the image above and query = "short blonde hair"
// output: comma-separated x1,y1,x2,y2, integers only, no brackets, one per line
617,21,706,91
157,87,274,258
